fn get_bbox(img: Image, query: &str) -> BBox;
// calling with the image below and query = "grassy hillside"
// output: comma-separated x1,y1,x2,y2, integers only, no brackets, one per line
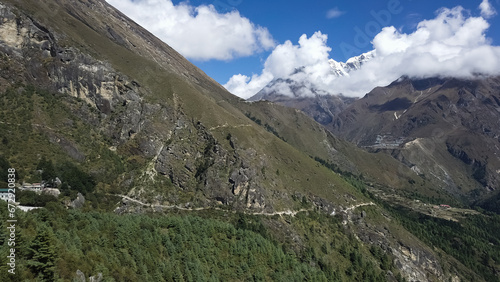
236,99,460,205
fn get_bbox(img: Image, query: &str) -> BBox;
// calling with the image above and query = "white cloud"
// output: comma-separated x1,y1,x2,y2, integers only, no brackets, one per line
326,8,346,19
224,72,274,99
106,0,275,61
224,31,332,99
225,4,500,99
480,0,497,18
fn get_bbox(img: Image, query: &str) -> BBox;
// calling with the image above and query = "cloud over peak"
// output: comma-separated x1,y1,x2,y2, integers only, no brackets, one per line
371,6,496,78
224,32,333,99
106,0,275,61
225,3,500,98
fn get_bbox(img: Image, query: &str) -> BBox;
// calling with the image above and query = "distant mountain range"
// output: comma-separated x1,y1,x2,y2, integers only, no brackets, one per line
250,53,500,208
250,50,375,101
248,50,375,127
333,76,500,201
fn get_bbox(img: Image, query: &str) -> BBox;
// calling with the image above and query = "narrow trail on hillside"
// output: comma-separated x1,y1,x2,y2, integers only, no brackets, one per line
344,202,375,211
209,123,253,131
110,194,375,217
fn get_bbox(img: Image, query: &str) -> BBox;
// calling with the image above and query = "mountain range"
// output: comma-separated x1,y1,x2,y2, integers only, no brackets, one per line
251,52,500,210
0,0,499,281
248,50,375,130
332,76,500,200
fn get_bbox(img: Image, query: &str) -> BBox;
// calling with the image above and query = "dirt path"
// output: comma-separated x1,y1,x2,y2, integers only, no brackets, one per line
344,202,375,212
113,194,316,216
112,194,375,217
209,123,252,131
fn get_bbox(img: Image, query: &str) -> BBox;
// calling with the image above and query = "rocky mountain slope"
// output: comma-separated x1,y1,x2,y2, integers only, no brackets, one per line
0,0,498,281
0,0,420,216
331,76,500,204
2,0,347,212
249,52,500,207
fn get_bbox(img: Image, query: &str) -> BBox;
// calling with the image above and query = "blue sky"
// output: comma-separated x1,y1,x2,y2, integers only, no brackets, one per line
107,0,500,97
180,0,500,82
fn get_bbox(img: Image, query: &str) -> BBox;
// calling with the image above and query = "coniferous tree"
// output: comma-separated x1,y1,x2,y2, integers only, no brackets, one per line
37,156,56,185
26,225,56,281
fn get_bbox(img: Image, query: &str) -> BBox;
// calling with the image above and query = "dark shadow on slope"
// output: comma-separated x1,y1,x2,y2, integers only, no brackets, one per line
369,98,413,112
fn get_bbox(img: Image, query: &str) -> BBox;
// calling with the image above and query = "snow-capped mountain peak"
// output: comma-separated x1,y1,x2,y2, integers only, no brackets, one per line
249,50,377,101
328,50,376,77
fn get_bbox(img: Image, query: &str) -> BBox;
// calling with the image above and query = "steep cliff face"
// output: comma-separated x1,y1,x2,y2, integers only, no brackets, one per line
0,0,274,211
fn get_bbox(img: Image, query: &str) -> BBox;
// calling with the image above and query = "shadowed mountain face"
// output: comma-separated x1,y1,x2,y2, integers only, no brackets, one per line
249,81,356,126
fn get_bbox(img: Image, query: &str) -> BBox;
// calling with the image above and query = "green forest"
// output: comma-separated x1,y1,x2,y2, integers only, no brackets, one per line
0,84,498,281
383,203,500,282
0,200,405,282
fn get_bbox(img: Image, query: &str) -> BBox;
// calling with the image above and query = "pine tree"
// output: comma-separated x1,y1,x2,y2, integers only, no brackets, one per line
171,262,185,282
26,225,56,281
37,156,56,185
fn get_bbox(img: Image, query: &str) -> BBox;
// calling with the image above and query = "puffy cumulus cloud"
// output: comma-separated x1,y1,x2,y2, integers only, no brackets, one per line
265,32,332,79
224,72,274,99
367,6,499,78
480,0,497,18
225,4,500,99
335,6,500,96
224,31,333,99
106,0,275,61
